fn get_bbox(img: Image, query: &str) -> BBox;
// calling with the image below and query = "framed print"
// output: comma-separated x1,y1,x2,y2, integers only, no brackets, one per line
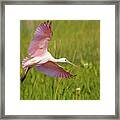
20,20,100,100
0,0,120,119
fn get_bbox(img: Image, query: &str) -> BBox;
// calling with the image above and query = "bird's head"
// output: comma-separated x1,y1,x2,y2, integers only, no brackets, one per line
58,58,77,67
58,58,67,62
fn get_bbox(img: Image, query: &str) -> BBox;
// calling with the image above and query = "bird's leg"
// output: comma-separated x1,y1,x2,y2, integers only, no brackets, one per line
21,57,42,82
20,67,30,82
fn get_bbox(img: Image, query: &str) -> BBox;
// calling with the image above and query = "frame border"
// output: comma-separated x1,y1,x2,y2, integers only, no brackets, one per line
0,0,119,119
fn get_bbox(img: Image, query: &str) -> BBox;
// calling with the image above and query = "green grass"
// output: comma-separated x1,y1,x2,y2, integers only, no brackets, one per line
20,20,100,100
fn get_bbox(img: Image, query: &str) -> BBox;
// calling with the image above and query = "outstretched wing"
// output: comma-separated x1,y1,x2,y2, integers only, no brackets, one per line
36,61,73,78
28,21,52,57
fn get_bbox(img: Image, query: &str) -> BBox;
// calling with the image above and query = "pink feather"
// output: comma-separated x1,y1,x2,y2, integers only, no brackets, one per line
36,61,73,78
28,21,52,57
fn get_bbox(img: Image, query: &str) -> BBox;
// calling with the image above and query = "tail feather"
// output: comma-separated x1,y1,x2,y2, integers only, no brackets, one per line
22,57,30,69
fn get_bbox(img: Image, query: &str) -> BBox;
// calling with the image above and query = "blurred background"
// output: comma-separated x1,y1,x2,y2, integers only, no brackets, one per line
20,20,100,100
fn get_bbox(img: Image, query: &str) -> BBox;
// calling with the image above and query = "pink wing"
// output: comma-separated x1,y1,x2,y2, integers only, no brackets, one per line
36,61,73,78
28,21,52,57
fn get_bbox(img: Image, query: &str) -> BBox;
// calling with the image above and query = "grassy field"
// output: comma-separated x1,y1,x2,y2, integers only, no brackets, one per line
20,20,100,100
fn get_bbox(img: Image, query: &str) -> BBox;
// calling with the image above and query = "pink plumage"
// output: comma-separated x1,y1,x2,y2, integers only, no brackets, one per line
36,61,73,78
21,21,75,82
28,21,52,57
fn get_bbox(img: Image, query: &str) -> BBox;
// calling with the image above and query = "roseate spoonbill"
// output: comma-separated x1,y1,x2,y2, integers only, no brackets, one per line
21,21,77,82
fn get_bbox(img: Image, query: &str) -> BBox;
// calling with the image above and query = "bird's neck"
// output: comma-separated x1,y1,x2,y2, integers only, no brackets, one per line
47,52,64,63
54,58,64,63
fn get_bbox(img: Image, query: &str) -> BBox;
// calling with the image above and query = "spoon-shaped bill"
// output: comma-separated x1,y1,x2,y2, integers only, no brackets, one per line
66,60,78,67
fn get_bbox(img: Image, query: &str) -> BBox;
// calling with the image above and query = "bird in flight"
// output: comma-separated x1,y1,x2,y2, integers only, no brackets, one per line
21,21,77,82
